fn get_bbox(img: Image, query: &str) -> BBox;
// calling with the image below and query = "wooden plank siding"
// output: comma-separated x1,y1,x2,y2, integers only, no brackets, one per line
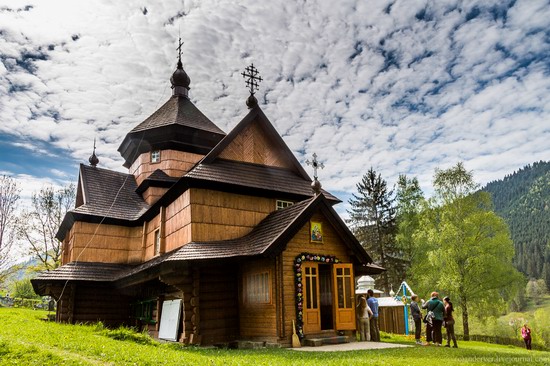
129,150,204,186
379,306,406,334
142,213,161,261
164,190,191,253
280,212,355,345
143,186,169,205
188,189,274,242
218,121,292,169
67,222,143,264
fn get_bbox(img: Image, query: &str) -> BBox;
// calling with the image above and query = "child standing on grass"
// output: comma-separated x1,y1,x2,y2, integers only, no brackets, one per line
521,324,532,350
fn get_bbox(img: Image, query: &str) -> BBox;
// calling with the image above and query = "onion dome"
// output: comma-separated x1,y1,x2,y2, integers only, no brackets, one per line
171,59,190,97
246,94,258,109
311,179,322,195
89,139,99,167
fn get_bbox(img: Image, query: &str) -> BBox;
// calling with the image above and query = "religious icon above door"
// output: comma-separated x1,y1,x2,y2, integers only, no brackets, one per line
310,221,323,242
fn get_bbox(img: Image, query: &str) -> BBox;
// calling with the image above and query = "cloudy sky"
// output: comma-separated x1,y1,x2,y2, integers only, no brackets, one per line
1,0,549,215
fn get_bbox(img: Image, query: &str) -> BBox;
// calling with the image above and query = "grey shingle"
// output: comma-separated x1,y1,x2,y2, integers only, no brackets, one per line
186,159,340,201
130,96,225,135
74,164,149,221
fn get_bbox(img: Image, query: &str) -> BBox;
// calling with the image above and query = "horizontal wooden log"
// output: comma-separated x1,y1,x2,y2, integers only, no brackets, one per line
199,308,238,321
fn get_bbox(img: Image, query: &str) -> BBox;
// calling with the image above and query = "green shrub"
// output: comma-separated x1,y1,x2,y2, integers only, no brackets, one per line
99,325,156,345
12,279,40,300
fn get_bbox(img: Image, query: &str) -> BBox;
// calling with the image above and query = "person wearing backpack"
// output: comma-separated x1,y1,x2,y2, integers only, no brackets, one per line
422,292,445,346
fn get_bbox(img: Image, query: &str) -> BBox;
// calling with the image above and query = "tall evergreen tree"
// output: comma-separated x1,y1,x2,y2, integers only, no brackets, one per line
347,168,400,294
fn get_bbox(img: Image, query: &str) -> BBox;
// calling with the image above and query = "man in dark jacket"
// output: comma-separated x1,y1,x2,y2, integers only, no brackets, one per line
410,295,423,345
422,291,445,346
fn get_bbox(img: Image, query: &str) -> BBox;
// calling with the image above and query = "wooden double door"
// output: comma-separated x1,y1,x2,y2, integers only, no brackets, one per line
302,262,355,334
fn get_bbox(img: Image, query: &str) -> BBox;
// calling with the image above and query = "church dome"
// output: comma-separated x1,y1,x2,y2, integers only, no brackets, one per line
170,60,190,89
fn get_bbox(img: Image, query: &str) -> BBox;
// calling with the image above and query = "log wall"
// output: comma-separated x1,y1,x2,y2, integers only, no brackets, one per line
57,283,132,327
218,121,292,169
199,264,239,345
239,258,278,341
280,212,354,345
129,150,204,186
69,222,143,264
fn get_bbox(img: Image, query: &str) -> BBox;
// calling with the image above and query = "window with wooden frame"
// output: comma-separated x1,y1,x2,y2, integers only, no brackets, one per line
154,229,161,255
276,200,293,210
244,271,271,304
151,150,161,163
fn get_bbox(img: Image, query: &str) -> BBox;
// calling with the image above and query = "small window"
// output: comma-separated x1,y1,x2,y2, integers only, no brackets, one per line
151,150,161,163
244,271,271,304
134,299,156,324
276,200,293,210
154,229,161,255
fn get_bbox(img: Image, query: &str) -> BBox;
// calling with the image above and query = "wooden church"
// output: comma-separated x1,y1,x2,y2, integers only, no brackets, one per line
32,48,383,347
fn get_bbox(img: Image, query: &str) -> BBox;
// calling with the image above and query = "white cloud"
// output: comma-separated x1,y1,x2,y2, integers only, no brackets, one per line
0,0,548,207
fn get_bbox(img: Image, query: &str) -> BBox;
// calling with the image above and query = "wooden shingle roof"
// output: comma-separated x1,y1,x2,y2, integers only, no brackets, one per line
31,262,134,295
185,159,339,202
33,262,133,282
118,96,226,168
57,165,149,240
129,96,225,135
74,164,149,221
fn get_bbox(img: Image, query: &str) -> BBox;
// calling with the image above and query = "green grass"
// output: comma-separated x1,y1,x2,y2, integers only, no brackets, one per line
1,308,549,365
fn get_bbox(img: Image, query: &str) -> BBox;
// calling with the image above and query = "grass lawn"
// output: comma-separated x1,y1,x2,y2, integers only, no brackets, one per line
1,308,549,365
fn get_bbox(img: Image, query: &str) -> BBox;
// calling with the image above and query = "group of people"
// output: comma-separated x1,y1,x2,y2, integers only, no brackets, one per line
356,289,381,342
410,291,458,347
358,289,534,350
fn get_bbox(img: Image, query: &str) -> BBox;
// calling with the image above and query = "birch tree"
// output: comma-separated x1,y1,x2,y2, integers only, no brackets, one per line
0,175,20,282
17,184,75,271
411,163,523,339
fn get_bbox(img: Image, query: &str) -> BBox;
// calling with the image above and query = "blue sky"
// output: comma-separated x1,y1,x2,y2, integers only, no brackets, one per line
1,0,549,214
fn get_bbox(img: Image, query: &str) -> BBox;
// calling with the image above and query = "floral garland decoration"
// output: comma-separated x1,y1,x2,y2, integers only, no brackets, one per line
294,252,340,339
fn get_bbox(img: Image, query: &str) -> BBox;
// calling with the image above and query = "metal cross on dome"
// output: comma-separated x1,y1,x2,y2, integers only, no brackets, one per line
176,37,184,61
241,63,262,95
306,153,324,180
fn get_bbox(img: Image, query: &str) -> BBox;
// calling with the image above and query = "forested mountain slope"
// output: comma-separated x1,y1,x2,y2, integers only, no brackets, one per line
482,161,550,282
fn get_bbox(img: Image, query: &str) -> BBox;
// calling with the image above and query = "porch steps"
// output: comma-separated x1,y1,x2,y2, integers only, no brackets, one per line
303,335,351,347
